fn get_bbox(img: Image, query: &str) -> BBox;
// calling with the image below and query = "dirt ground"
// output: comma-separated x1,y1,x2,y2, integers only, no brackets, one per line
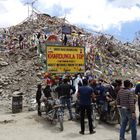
0,109,140,140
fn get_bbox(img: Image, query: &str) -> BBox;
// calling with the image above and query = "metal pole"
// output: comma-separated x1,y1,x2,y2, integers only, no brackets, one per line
28,4,30,18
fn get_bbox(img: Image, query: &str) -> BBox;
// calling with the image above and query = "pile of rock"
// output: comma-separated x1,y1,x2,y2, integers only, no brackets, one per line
86,34,140,82
0,11,140,113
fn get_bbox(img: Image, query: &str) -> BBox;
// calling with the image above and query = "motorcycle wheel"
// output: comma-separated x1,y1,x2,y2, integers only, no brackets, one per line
92,110,99,128
58,115,64,131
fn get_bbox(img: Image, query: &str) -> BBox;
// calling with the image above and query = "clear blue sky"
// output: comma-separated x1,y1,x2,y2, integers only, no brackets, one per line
105,21,140,42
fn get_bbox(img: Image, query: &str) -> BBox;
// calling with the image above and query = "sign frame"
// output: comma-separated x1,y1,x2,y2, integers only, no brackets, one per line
62,25,71,34
46,45,85,74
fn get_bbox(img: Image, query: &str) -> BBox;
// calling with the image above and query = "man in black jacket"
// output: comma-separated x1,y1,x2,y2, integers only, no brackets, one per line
43,85,52,99
55,78,75,120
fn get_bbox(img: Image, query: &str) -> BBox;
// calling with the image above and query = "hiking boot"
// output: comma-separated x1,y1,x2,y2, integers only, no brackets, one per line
90,130,96,134
79,131,84,135
68,117,73,121
38,113,42,116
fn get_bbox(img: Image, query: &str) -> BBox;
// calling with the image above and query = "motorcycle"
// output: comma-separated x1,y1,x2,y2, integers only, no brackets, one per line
40,97,64,131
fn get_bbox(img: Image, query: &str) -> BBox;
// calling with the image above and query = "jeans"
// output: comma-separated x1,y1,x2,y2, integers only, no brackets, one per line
80,105,93,133
60,97,73,119
119,108,137,140
97,100,108,121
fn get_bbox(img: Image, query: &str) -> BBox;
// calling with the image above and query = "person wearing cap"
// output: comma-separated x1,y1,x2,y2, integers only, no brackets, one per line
117,80,137,140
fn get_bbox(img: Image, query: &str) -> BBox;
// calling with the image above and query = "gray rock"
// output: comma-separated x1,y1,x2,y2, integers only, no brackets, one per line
0,61,8,66
12,91,22,96
0,89,3,94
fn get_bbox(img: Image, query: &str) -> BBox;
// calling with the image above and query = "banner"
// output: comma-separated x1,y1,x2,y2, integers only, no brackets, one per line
46,46,85,73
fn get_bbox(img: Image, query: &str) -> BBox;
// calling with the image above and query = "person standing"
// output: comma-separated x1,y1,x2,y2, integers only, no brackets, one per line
74,74,83,93
95,79,106,122
77,79,96,135
63,34,67,46
43,85,52,100
117,80,137,140
135,80,140,125
55,78,75,120
19,34,24,49
36,84,42,116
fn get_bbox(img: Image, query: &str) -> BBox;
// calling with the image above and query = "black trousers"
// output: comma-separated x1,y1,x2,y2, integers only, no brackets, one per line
37,102,41,116
80,105,93,132
138,97,140,123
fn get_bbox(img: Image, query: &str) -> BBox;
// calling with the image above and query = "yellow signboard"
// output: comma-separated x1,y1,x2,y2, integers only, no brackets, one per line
46,46,85,73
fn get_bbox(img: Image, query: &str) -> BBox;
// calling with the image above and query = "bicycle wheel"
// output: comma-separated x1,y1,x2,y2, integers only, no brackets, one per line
58,115,64,131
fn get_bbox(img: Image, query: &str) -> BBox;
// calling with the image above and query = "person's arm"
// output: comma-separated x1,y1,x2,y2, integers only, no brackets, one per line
91,92,96,101
129,91,136,119
90,88,96,101
77,92,80,99
55,85,61,98
40,93,45,102
94,87,99,97
135,85,138,95
129,91,135,113
71,85,76,94
36,91,38,102
116,93,120,107
55,85,61,93
135,84,140,95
